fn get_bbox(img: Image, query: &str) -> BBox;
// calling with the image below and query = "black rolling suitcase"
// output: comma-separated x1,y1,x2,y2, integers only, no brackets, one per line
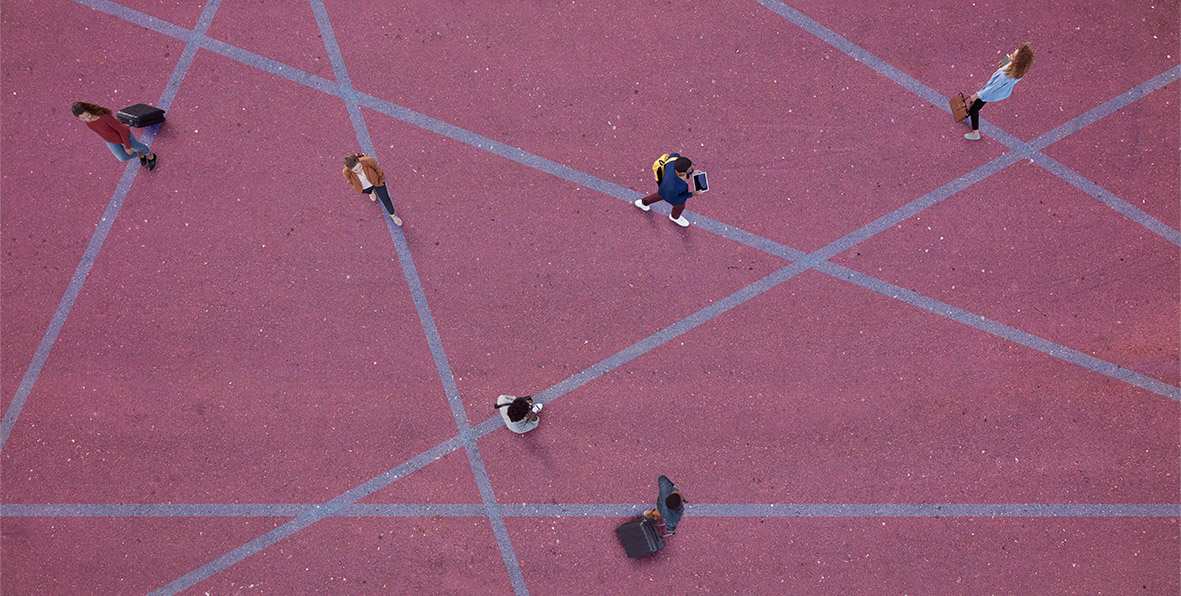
615,518,664,558
117,103,166,127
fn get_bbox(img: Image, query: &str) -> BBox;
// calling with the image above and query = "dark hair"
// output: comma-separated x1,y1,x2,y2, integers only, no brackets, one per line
665,493,683,510
343,153,362,168
673,157,693,174
71,101,110,117
494,395,533,422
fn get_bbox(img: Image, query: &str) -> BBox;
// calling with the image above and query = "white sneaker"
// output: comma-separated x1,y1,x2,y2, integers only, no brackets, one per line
531,403,543,413
633,198,650,212
964,131,981,141
669,214,690,227
390,213,403,226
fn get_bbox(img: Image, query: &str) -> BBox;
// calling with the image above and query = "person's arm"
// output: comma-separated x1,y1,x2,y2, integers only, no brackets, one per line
103,114,133,149
362,157,385,186
343,168,361,193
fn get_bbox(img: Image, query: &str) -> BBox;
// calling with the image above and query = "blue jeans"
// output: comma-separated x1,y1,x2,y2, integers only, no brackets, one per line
106,133,151,161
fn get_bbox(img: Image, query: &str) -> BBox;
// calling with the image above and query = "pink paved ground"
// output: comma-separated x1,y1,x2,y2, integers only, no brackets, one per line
2,0,1178,594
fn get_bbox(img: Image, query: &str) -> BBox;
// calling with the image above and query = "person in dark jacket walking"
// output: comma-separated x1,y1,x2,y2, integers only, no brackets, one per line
72,101,157,170
641,475,685,536
964,43,1034,141
343,152,402,226
633,153,697,228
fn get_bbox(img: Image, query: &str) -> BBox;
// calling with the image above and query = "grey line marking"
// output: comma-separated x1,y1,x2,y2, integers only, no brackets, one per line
2,0,221,451
815,261,1180,400
308,2,528,594
76,1,1175,395
61,1,1181,583
149,436,463,595
1028,65,1181,152
755,0,1181,245
4,502,1175,519
1031,152,1181,247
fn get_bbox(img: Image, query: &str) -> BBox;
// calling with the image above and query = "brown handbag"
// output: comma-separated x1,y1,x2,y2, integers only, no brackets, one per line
949,92,969,122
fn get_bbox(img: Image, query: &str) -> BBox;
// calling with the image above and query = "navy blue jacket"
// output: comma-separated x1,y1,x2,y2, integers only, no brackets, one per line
658,156,693,205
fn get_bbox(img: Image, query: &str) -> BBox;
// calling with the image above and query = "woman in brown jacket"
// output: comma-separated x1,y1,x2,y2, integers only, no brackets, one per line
343,153,402,226
72,101,157,170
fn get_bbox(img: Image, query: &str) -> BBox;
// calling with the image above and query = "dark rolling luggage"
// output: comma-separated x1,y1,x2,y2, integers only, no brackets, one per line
117,103,166,127
615,518,664,559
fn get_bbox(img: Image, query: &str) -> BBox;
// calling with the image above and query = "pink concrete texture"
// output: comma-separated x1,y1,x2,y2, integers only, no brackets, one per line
835,161,1180,386
190,518,512,595
0,1,184,412
1,53,462,503
1046,81,1180,229
480,270,1179,505
326,0,1004,252
107,0,205,30
0,517,283,594
360,449,482,504
507,517,1180,595
357,112,786,425
788,0,1181,139
205,0,334,80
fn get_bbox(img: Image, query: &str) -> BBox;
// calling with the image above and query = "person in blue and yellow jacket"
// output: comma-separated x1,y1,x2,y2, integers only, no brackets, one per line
634,152,698,228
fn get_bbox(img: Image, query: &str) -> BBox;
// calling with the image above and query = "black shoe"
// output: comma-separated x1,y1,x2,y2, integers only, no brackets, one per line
146,154,158,171
139,155,148,166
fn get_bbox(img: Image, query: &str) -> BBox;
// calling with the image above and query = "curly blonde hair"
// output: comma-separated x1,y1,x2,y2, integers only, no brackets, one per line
1004,42,1034,79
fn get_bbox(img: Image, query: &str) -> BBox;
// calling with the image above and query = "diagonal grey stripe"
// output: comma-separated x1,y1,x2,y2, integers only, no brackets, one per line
74,0,1178,402
1,0,222,452
61,2,1181,585
755,0,1181,246
307,2,528,594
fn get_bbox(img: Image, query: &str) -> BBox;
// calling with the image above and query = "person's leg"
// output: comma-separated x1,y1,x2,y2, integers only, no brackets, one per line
106,142,135,161
968,99,985,131
668,202,689,226
127,132,158,170
373,185,402,226
634,191,661,212
373,185,395,214
128,132,152,158
670,203,685,219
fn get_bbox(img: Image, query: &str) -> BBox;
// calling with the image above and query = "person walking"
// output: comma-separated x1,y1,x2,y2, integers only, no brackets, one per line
343,152,402,226
494,394,543,434
72,101,157,170
641,475,685,537
633,153,697,228
964,42,1034,141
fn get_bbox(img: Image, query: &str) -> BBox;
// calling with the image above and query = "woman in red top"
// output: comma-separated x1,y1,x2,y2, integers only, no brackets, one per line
72,101,157,171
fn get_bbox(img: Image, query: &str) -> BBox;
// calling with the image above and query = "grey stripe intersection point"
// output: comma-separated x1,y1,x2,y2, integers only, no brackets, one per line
3,502,1176,519
50,0,1181,586
756,0,1181,247
0,0,222,452
306,1,529,593
73,0,1178,400
148,437,464,595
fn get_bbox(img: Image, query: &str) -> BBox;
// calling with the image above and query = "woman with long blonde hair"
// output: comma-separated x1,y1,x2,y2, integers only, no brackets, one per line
965,43,1034,141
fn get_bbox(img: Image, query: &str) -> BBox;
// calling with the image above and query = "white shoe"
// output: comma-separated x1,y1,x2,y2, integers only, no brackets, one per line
531,403,543,413
633,198,651,212
964,131,981,141
390,213,403,226
669,214,690,227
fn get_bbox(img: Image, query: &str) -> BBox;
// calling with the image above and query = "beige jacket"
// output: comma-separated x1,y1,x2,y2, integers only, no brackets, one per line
342,155,386,193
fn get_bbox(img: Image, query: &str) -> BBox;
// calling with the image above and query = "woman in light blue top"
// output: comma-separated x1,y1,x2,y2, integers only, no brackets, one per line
965,42,1034,141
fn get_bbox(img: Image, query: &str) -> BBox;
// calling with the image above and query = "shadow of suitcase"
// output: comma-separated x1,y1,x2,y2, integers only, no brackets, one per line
616,518,664,559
